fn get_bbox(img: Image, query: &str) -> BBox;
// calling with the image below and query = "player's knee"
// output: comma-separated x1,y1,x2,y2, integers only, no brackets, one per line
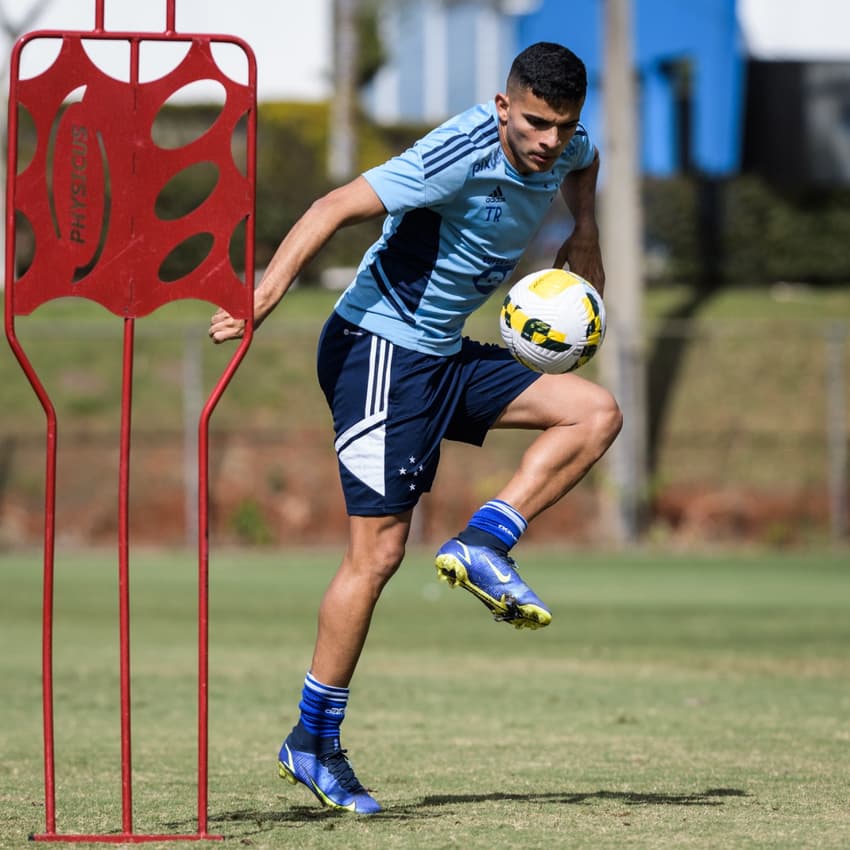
350,535,405,592
374,535,406,579
587,387,623,455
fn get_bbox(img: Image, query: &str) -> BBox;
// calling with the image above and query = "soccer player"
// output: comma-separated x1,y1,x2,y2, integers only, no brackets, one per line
209,41,622,814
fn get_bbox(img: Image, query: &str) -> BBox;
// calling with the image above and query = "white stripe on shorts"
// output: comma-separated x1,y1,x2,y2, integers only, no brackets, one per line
333,334,395,497
366,336,393,418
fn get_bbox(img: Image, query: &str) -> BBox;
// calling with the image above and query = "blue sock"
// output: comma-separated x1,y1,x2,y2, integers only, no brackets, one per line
458,499,527,554
298,672,349,743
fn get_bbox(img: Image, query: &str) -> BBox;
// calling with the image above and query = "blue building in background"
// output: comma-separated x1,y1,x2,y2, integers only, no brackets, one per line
518,0,744,176
363,0,745,177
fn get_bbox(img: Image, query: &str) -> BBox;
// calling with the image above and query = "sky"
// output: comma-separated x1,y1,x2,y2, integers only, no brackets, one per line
1,0,849,103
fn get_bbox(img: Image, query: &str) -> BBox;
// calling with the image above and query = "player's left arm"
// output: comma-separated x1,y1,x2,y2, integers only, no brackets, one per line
554,147,605,295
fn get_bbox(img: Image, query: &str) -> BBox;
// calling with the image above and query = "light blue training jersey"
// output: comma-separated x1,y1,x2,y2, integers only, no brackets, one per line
334,99,596,356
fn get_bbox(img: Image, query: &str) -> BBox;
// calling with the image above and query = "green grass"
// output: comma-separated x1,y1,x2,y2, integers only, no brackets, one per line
2,547,849,849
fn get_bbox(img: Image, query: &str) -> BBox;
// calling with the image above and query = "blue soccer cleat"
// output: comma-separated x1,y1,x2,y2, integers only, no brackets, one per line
278,724,382,814
434,538,552,629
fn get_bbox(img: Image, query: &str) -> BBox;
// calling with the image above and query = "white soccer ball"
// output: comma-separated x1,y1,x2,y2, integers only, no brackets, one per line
499,268,606,374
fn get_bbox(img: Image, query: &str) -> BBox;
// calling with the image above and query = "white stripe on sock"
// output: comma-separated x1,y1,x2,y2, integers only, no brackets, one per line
490,499,528,532
306,672,350,699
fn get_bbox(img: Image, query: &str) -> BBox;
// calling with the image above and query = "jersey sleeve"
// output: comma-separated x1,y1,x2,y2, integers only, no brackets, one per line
362,125,470,215
563,123,596,171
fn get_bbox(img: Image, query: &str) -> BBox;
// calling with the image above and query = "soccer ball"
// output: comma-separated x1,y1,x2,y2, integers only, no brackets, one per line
499,269,606,374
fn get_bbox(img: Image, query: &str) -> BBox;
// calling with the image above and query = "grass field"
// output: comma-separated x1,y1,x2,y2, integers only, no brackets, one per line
2,547,849,849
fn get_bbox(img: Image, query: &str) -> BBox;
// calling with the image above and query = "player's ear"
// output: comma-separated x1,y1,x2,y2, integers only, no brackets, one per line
495,91,510,123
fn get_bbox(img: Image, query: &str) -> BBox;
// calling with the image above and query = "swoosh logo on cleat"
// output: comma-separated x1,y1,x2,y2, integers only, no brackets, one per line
309,778,356,811
483,556,512,583
456,542,472,566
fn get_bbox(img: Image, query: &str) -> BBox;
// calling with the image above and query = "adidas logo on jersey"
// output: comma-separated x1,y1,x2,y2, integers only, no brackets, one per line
485,186,506,204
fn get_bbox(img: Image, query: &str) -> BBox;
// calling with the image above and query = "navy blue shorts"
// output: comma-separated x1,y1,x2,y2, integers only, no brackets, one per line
317,312,541,516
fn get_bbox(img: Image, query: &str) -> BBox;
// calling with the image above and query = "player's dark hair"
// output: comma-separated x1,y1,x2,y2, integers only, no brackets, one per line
507,42,587,108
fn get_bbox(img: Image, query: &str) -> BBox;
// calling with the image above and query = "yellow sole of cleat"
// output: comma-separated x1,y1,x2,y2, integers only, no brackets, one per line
434,554,551,629
279,761,297,785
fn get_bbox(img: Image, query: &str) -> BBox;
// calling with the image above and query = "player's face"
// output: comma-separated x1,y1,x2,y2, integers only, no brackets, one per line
495,86,583,175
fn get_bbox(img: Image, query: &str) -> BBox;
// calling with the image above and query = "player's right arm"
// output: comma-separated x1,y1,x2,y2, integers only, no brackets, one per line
209,176,387,343
555,147,604,294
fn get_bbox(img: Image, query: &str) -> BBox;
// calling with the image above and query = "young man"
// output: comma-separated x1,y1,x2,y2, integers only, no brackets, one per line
209,42,622,814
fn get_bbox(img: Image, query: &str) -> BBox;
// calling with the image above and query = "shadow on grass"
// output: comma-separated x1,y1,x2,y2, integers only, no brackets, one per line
418,787,749,808
195,787,749,834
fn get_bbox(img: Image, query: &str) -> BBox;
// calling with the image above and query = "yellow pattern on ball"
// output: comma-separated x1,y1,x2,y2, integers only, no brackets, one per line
527,269,583,300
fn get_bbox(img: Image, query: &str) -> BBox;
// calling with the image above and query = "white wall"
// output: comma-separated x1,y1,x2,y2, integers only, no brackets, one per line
739,0,850,60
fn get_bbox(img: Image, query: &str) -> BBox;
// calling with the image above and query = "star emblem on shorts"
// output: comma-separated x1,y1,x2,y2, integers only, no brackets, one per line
400,456,421,478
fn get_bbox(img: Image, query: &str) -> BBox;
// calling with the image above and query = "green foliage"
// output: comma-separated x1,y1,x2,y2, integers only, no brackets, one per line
644,175,850,286
253,102,330,266
250,101,423,277
229,498,273,545
723,178,850,283
643,176,702,282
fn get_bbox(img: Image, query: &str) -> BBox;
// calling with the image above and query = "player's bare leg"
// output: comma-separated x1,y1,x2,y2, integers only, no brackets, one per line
493,372,622,520
279,512,411,814
436,372,621,628
310,512,412,687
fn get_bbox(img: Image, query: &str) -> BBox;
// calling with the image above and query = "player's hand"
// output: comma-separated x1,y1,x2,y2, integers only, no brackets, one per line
556,229,605,295
208,308,246,343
